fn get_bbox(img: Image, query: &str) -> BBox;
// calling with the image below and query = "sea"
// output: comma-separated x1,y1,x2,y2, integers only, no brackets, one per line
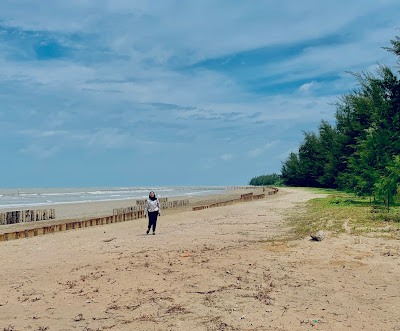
0,186,231,210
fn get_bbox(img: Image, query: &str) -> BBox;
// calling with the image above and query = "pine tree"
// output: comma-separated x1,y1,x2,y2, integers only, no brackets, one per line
317,121,341,188
280,34,400,203
375,156,400,211
297,131,324,187
281,152,302,186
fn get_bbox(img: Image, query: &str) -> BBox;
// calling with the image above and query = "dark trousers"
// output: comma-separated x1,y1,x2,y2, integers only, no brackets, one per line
147,211,159,232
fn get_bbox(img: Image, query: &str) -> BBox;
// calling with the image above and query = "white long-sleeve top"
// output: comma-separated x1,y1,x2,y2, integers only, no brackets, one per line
144,198,160,214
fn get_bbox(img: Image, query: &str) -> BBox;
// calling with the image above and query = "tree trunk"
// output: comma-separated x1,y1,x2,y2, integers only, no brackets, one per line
387,194,390,212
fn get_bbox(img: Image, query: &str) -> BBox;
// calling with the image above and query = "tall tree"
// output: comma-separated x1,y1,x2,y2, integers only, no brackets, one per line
297,131,325,187
281,152,302,186
317,121,340,188
281,34,400,203
375,155,400,211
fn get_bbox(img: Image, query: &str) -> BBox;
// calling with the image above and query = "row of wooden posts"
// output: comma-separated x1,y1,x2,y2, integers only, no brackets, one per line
0,199,189,242
113,199,189,215
191,187,279,211
230,186,277,194
191,193,265,211
0,209,56,225
0,187,279,242
267,187,279,195
136,197,168,205
0,210,144,242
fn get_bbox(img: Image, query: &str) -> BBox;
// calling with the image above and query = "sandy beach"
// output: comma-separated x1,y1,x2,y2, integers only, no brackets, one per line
1,187,400,330
0,187,264,234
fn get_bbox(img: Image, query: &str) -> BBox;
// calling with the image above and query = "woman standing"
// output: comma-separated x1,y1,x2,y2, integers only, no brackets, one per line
144,191,161,235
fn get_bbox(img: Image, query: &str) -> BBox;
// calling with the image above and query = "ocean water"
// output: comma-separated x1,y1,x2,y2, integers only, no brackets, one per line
0,186,231,210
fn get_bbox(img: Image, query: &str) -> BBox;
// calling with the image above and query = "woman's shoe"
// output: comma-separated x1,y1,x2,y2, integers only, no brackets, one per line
152,232,156,235
146,229,150,235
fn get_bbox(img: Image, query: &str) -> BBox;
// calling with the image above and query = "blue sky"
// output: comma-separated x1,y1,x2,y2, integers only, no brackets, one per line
0,0,399,187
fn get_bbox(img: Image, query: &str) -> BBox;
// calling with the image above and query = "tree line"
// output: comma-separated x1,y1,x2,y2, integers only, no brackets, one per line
281,36,400,210
249,173,282,186
250,36,400,210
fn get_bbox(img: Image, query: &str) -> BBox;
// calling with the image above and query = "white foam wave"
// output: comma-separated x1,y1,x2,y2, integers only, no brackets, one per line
0,187,229,210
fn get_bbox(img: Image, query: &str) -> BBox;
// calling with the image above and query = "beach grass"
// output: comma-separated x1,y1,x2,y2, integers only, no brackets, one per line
284,188,400,240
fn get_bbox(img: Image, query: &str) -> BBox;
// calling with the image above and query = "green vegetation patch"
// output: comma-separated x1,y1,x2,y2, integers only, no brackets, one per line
285,190,400,240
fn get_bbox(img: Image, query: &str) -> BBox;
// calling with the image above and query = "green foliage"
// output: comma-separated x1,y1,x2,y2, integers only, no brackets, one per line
317,121,341,187
375,156,400,211
383,35,400,60
249,173,282,186
280,35,400,208
280,152,302,186
297,131,325,187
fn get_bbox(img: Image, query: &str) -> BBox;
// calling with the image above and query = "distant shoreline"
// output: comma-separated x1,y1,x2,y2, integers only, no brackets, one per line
0,187,263,234
0,186,236,211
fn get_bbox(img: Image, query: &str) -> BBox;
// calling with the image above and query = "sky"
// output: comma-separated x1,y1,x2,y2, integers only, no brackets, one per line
0,1,399,188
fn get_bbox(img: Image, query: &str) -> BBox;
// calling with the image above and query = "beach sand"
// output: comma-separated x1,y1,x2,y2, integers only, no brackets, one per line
0,187,264,234
1,187,399,330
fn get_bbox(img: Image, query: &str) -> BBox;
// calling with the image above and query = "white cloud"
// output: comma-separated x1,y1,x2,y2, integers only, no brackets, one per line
1,1,399,185
1,0,397,63
299,81,318,93
248,141,279,158
40,130,68,137
19,144,59,159
0,2,397,127
248,148,264,158
221,154,233,161
260,29,397,87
